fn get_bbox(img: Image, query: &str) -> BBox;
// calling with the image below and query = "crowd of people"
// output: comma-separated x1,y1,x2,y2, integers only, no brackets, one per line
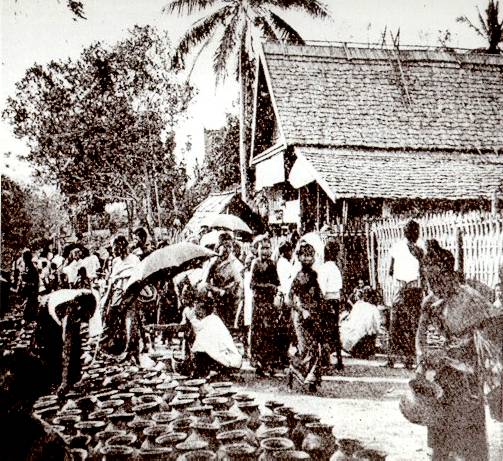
1,217,503,460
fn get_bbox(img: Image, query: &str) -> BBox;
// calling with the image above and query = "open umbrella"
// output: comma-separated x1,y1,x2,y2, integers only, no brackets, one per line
124,242,217,294
199,230,225,248
203,213,252,233
42,289,98,325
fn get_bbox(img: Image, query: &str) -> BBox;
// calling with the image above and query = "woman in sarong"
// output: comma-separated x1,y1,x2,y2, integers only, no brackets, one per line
416,244,502,461
16,249,39,322
99,235,141,361
250,235,281,375
289,241,325,392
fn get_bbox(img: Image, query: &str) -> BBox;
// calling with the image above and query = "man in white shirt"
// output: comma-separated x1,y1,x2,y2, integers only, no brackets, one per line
318,240,344,370
387,220,424,369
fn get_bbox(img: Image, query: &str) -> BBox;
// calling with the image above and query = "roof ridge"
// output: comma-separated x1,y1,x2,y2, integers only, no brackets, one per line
262,42,503,67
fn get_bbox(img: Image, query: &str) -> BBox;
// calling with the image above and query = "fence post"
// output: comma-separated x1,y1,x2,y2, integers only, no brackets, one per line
456,226,464,276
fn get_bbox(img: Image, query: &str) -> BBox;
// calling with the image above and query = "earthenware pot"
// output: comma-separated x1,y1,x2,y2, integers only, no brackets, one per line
100,444,135,461
105,433,137,448
185,421,220,451
256,415,288,439
301,423,336,461
291,415,320,450
141,425,171,450
177,449,216,461
137,446,173,460
330,439,363,461
217,442,257,461
258,437,295,461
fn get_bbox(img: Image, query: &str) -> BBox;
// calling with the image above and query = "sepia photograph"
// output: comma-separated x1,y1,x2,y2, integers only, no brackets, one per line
1,1,502,459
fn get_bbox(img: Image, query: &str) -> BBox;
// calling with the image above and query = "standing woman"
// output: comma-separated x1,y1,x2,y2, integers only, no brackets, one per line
289,242,324,392
16,249,40,322
250,235,281,375
417,245,500,461
99,235,141,360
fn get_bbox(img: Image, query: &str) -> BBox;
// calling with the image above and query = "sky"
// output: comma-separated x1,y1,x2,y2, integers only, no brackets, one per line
0,0,490,183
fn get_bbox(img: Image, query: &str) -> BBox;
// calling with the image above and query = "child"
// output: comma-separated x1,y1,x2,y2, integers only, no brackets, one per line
289,242,324,392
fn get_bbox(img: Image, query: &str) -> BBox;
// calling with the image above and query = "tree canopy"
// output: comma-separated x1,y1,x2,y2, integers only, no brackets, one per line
3,25,195,235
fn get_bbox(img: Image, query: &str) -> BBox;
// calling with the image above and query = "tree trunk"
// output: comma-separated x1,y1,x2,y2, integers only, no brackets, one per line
144,179,157,245
239,47,249,203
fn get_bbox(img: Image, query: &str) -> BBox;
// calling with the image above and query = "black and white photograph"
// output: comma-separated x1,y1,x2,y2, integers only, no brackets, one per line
1,1,502,459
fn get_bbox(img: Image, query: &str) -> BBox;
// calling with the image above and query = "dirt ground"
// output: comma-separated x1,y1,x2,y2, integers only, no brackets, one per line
233,358,503,460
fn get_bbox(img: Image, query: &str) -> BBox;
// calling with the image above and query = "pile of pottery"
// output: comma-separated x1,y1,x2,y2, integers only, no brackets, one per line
32,357,387,461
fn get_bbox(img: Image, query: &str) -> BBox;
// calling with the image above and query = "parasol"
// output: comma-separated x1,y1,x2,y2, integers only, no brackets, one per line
199,230,225,248
203,213,252,233
124,242,216,294
42,289,98,325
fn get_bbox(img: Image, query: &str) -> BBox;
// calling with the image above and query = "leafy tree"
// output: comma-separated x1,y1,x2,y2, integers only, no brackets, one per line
200,113,240,192
457,0,503,54
1,176,70,268
3,26,194,238
164,0,330,202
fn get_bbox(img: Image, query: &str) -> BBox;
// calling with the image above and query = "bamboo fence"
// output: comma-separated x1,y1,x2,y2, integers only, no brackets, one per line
370,211,503,306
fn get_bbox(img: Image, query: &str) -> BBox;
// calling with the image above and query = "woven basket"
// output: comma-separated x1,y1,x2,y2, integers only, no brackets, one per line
399,377,445,427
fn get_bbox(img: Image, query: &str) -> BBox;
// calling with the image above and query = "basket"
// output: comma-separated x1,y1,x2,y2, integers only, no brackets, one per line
399,377,445,427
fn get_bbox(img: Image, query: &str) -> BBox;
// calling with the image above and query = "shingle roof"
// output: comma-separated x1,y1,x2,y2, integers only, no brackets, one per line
262,43,503,151
184,190,236,233
296,147,503,200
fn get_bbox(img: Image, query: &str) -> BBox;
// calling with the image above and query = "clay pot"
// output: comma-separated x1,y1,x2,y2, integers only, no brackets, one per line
274,407,297,436
106,433,138,447
127,419,155,443
217,442,257,461
135,394,162,406
184,378,207,388
330,439,363,461
132,402,160,418
88,408,113,420
157,382,178,402
107,412,135,431
178,450,216,461
75,396,96,417
257,428,290,444
141,425,171,450
156,432,188,449
212,411,237,425
99,399,125,411
256,415,288,439
352,449,386,461
203,397,232,412
170,399,196,417
169,417,194,434
271,450,310,460
52,415,81,436
291,415,320,449
237,403,261,431
152,412,177,425
188,405,214,422
137,447,173,460
74,420,106,436
265,401,284,413
185,421,221,451
301,423,336,461
258,437,295,461
111,393,134,412
175,440,210,455
67,434,92,450
100,444,135,460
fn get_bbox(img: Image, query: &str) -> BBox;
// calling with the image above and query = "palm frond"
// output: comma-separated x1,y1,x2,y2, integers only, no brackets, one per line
163,0,221,16
253,14,280,42
263,10,304,44
259,0,330,19
172,5,232,68
213,11,241,81
456,15,485,39
477,7,490,35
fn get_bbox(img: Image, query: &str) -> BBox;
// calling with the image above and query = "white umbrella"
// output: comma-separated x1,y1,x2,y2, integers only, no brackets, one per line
203,213,252,233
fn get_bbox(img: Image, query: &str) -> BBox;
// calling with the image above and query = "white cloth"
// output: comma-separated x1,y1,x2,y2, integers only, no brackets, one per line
190,314,242,368
317,261,343,300
80,254,101,279
389,239,420,283
243,271,253,326
340,300,382,352
277,257,296,296
62,260,80,285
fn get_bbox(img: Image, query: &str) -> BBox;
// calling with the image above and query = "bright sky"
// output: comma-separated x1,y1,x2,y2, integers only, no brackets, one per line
0,0,489,183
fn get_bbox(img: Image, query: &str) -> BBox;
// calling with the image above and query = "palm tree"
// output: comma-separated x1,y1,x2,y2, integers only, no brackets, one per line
164,0,330,201
457,0,503,54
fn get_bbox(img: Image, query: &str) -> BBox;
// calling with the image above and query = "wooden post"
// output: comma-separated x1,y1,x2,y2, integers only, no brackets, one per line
316,184,320,231
491,190,499,216
456,227,464,276
342,200,349,225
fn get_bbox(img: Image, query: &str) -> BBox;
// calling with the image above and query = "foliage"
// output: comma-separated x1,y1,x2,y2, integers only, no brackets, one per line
1,176,70,268
3,26,195,237
200,113,240,192
165,0,330,81
457,0,503,53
